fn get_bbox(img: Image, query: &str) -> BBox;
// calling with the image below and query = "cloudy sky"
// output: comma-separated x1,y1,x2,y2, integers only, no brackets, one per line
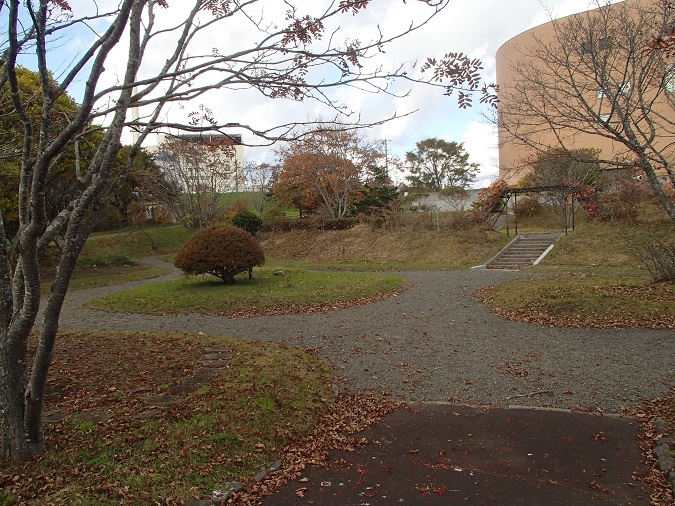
328,0,606,188
54,0,610,189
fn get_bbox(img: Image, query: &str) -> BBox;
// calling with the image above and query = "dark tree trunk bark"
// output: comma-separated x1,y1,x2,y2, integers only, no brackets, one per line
0,332,30,461
641,161,675,222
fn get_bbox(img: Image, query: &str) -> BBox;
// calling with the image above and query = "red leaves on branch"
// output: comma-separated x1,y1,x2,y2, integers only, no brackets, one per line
344,40,364,70
338,0,371,15
421,52,496,108
469,178,509,222
50,0,72,11
203,0,232,16
187,105,217,127
649,1,675,56
282,15,325,47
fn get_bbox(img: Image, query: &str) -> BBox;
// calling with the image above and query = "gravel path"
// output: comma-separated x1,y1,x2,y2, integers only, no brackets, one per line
58,257,675,414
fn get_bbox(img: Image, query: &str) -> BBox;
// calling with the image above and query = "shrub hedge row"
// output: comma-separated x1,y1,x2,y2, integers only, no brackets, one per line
261,217,358,232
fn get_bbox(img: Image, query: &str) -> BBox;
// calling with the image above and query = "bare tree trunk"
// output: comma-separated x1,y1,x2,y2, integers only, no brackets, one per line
24,232,88,450
0,333,30,461
642,160,675,222
0,0,137,459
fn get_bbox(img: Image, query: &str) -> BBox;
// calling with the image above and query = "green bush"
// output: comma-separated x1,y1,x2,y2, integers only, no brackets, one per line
231,209,263,235
174,225,265,284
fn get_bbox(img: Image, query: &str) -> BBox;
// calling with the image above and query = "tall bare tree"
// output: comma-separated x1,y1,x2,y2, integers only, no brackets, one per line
518,148,602,226
497,0,675,221
244,160,276,215
0,0,495,462
152,135,240,232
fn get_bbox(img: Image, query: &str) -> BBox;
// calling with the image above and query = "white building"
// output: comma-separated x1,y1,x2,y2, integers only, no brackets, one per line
151,133,245,193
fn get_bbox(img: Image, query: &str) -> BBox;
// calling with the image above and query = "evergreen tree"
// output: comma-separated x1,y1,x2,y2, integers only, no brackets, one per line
405,138,478,191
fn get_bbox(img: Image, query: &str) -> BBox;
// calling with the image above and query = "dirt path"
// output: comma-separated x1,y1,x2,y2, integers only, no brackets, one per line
59,257,675,414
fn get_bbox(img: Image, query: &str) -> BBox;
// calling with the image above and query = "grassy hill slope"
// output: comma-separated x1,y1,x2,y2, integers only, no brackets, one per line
259,223,506,269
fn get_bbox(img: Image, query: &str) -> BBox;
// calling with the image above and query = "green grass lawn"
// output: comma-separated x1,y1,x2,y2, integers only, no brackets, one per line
81,224,192,260
89,268,410,315
42,264,170,292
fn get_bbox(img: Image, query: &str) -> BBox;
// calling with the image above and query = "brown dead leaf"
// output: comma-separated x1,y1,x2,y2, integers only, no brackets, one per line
589,480,609,493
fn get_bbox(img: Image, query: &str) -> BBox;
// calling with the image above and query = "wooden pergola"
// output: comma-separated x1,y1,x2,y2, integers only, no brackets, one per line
492,184,577,237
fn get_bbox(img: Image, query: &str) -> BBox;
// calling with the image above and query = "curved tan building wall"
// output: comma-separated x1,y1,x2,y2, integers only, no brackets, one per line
496,0,674,185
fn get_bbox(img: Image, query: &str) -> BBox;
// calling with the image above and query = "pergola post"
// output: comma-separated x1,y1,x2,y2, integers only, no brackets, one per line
514,192,518,236
572,195,575,231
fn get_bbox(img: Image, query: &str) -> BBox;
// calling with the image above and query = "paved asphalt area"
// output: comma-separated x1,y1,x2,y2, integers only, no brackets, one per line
263,404,649,505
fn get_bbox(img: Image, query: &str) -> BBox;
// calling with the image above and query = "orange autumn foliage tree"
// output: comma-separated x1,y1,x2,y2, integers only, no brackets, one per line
274,126,383,218
272,155,322,217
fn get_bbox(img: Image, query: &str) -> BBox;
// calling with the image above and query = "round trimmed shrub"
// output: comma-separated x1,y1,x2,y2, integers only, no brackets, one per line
231,209,263,235
174,224,265,284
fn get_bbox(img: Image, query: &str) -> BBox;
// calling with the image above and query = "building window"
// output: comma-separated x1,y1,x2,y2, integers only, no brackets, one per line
666,63,675,93
597,81,630,98
599,113,611,124
581,37,611,54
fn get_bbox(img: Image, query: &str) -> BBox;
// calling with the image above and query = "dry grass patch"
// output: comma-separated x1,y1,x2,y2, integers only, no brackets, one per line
0,331,334,505
477,219,675,329
475,274,675,330
81,225,192,260
541,220,673,270
260,224,504,269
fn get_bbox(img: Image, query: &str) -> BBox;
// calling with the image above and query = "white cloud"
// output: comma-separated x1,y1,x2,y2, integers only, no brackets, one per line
458,121,499,189
37,0,608,178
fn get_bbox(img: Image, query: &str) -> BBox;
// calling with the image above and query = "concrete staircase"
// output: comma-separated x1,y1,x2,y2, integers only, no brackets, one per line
486,233,565,270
